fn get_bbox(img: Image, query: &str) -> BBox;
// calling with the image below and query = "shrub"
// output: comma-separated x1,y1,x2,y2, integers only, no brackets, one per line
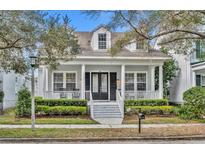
36,98,87,106
126,106,176,115
177,87,205,120
35,96,43,101
15,87,31,116
36,105,87,116
125,99,168,106
0,91,4,103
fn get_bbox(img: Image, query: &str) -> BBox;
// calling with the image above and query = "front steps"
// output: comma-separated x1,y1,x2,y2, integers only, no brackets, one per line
92,102,123,124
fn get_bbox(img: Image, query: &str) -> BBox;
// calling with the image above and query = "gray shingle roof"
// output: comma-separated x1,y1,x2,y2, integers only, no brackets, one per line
75,31,170,59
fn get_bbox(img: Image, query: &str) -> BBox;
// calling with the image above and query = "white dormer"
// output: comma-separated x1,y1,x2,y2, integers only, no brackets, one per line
125,40,148,52
91,26,111,51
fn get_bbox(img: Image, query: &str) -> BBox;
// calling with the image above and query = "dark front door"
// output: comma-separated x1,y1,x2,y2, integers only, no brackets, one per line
91,72,108,100
110,72,117,100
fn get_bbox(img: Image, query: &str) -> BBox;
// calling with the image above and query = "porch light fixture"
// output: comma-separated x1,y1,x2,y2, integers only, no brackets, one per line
29,54,38,131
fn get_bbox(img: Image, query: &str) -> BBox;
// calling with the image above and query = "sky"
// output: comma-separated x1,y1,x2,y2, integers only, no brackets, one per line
47,10,125,32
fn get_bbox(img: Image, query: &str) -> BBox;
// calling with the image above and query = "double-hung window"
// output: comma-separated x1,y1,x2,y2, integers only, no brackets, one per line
125,73,134,91
201,76,205,87
53,72,76,92
66,73,76,91
98,33,107,49
137,73,146,91
136,40,144,49
53,73,64,91
125,72,147,91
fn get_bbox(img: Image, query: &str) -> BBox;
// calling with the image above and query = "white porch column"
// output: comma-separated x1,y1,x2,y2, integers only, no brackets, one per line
81,64,85,99
150,66,155,91
121,64,125,100
45,67,48,92
192,71,196,87
159,65,163,99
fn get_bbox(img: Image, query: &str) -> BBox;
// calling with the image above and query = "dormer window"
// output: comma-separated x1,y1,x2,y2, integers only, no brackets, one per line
98,33,107,49
136,40,144,49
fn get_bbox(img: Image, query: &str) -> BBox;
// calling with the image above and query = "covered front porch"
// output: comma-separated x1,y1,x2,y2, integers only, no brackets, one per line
38,64,163,101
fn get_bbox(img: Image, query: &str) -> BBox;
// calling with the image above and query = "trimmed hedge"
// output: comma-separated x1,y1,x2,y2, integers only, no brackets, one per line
125,99,168,106
36,98,87,106
126,106,176,115
36,105,87,116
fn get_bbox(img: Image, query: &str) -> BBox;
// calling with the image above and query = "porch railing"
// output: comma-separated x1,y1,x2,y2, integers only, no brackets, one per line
125,91,159,100
116,89,124,117
44,90,81,99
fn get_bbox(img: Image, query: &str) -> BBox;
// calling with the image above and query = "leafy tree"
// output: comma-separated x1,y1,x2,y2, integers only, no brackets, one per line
84,10,205,54
155,48,179,98
0,11,80,74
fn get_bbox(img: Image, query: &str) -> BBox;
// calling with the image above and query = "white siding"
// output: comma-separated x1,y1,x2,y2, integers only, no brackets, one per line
91,27,111,50
169,54,192,103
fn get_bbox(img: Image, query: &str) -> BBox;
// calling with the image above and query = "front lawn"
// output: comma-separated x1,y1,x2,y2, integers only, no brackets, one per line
123,115,205,124
0,126,205,138
0,108,97,125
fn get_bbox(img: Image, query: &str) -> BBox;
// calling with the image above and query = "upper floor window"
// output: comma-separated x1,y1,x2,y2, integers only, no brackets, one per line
136,40,144,49
98,33,107,49
196,40,205,59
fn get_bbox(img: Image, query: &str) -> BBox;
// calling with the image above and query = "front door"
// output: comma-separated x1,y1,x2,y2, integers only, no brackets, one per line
91,72,108,100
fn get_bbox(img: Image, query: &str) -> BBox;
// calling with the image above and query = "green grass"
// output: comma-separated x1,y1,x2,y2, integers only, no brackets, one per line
1,126,205,138
0,108,97,125
123,115,205,124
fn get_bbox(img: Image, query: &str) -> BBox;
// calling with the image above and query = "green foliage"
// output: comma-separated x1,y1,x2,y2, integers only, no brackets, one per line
15,88,31,116
85,11,205,54
155,48,179,98
34,96,43,101
126,106,176,115
36,106,87,116
177,87,205,119
125,99,168,106
36,98,87,106
0,11,80,74
0,91,4,103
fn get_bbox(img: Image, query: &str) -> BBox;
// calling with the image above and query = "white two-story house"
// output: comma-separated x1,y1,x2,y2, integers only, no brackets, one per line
169,40,205,104
37,26,171,124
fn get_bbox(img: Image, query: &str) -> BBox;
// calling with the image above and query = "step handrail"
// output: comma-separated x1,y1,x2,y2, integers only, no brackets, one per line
116,89,124,118
89,90,94,119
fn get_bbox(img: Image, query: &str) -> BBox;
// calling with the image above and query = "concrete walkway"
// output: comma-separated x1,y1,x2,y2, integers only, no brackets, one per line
0,123,205,129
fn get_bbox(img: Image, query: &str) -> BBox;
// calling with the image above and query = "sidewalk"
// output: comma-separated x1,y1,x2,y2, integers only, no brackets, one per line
0,123,205,129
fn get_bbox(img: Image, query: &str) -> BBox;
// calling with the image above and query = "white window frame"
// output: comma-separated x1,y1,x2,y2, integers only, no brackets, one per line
125,71,148,92
98,33,107,50
200,74,205,87
136,40,144,49
52,71,77,92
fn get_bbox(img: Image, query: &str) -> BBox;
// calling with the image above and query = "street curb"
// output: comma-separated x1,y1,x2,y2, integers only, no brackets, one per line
1,135,205,143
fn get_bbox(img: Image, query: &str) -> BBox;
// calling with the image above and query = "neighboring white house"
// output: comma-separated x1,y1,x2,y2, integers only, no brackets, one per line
169,40,205,103
37,26,171,124
0,71,32,109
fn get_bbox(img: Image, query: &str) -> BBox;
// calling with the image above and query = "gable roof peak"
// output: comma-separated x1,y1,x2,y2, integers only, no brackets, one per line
92,24,111,33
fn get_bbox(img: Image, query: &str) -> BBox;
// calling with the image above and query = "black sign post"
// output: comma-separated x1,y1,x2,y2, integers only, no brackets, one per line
138,108,145,134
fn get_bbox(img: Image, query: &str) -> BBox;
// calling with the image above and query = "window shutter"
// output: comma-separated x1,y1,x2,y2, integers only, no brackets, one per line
196,40,201,59
196,75,201,86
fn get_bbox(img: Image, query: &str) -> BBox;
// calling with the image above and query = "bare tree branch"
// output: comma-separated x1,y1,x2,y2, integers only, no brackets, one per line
158,37,203,45
118,11,149,40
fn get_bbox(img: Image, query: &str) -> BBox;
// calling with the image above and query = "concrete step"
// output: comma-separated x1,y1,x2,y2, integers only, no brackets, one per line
91,102,123,124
